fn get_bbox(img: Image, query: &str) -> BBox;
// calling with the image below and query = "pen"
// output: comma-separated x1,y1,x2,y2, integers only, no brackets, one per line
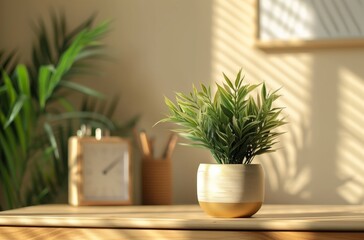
140,130,151,158
148,136,155,158
163,133,178,159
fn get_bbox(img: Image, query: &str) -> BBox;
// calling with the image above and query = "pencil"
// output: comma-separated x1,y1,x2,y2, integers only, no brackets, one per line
140,130,151,158
163,133,178,159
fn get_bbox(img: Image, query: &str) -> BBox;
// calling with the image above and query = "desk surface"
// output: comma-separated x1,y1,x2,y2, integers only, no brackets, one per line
1,204,364,231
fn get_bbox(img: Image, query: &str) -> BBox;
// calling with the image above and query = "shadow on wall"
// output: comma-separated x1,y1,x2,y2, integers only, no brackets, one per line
211,0,364,204
112,0,215,204
336,64,364,204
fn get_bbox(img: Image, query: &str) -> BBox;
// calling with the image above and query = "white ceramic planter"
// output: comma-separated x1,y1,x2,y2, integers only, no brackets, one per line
197,163,264,218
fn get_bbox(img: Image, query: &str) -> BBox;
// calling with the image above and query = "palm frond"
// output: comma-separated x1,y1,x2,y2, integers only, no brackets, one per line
0,50,17,84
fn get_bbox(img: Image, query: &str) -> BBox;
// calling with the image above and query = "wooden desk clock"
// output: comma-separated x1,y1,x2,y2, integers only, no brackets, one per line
68,136,132,206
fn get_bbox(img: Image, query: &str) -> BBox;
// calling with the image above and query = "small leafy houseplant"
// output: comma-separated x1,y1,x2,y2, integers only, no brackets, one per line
160,70,286,217
160,70,285,164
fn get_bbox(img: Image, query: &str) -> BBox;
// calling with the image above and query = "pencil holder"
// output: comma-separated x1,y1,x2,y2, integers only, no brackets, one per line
141,157,172,205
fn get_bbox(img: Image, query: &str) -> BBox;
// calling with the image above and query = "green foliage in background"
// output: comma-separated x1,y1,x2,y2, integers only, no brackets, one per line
160,70,286,164
0,13,137,210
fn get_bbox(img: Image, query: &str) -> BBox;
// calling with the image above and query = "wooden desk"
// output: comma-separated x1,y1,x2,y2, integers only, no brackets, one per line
0,204,364,239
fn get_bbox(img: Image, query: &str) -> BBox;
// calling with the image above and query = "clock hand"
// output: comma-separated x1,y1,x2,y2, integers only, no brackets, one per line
102,156,121,175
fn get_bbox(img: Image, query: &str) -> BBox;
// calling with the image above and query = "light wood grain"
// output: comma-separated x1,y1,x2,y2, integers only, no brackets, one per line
255,39,364,50
0,227,363,240
2,205,364,231
1,205,364,239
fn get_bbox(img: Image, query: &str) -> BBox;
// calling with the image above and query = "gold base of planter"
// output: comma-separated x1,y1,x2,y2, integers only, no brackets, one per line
199,201,262,218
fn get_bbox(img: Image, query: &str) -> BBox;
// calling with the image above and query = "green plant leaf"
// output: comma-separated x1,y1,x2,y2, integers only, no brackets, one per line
0,85,6,94
44,122,60,160
38,65,53,109
16,65,31,95
45,111,115,130
58,81,104,99
4,95,28,128
223,72,234,89
2,71,16,104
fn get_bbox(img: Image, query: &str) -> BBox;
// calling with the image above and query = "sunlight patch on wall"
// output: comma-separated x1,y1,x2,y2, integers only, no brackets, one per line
260,0,364,41
210,0,255,79
211,0,313,203
337,68,364,204
260,0,313,40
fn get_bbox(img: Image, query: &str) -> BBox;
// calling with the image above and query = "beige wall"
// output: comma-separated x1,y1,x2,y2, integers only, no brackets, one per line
2,0,364,204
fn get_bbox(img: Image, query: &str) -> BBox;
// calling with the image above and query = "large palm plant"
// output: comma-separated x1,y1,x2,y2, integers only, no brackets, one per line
0,13,136,210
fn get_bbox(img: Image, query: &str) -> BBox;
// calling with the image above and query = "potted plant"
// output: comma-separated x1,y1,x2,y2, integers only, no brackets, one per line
159,70,286,217
0,14,138,210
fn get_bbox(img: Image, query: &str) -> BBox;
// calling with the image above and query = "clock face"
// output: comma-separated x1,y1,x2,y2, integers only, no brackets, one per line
81,141,130,202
